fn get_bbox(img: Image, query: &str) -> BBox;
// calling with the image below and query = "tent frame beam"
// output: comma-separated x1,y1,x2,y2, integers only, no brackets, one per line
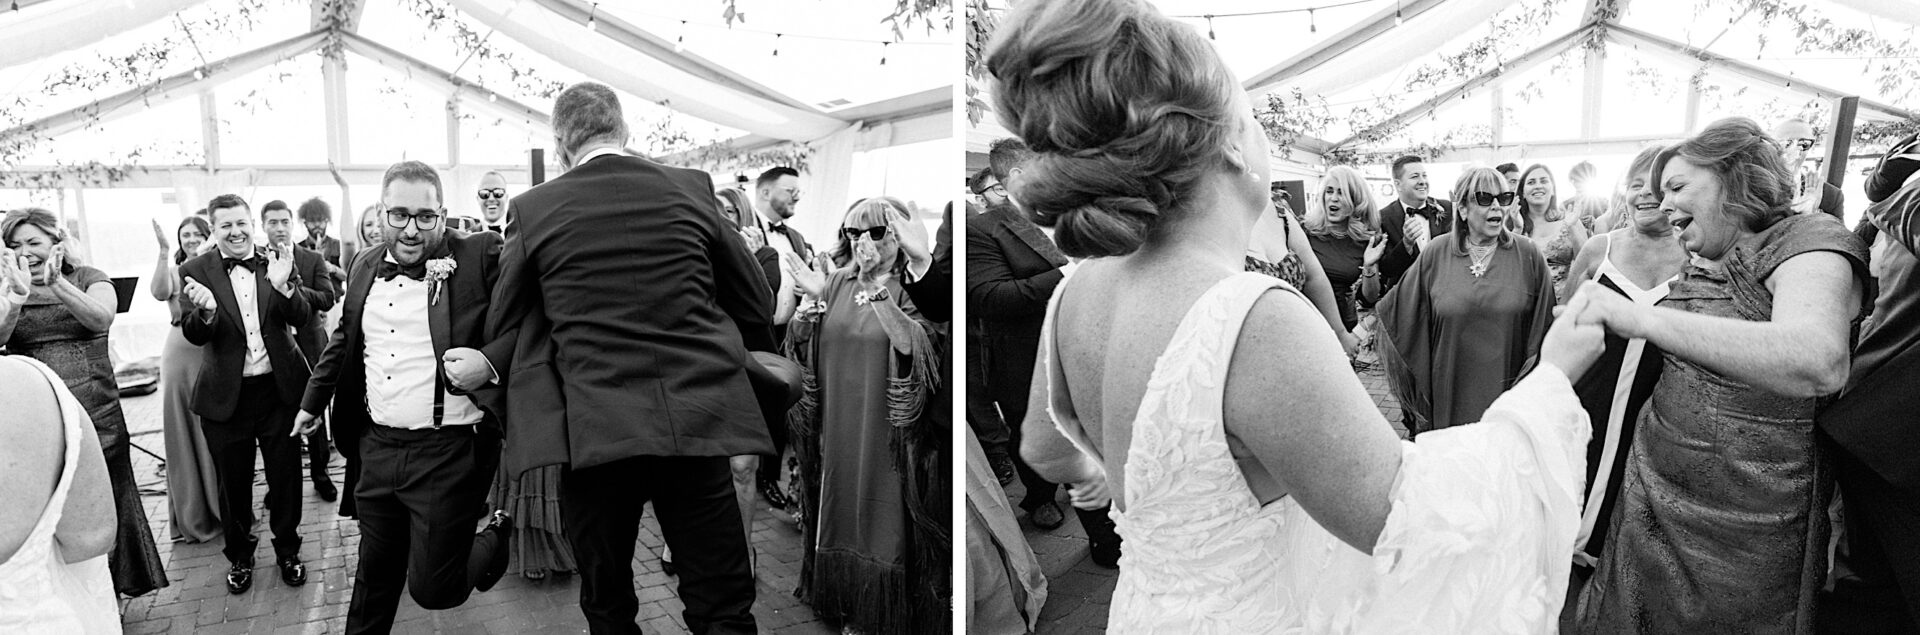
1331,24,1594,151
527,0,817,112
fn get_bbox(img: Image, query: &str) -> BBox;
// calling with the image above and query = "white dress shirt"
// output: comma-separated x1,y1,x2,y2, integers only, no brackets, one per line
361,263,483,429
225,255,274,377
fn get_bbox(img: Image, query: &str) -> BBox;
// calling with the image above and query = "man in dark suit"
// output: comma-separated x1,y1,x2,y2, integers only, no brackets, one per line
179,194,313,595
487,82,772,634
750,166,812,262
1817,133,1920,633
968,137,1122,568
1774,118,1846,222
262,199,341,502
294,161,511,634
1376,154,1456,294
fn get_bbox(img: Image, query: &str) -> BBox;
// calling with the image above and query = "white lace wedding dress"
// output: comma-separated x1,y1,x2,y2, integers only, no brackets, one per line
1040,272,1589,634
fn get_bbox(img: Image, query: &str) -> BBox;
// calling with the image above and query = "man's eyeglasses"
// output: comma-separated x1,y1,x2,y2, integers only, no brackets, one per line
1788,139,1817,152
385,208,444,230
841,226,889,241
477,188,507,200
1471,192,1518,207
987,184,1008,196
781,186,803,199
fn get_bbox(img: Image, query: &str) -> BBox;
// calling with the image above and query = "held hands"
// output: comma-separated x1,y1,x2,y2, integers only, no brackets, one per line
1362,233,1388,268
181,277,218,311
1565,280,1649,340
1539,283,1610,379
442,347,492,392
783,251,828,298
265,244,294,291
291,410,324,437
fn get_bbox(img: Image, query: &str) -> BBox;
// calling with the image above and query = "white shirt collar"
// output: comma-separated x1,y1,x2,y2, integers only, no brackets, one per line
576,147,626,166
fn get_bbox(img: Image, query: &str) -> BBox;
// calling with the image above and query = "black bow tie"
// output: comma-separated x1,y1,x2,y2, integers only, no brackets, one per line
377,260,426,282
223,255,264,272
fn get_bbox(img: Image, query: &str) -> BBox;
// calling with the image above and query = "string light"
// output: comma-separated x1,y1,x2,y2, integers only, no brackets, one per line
773,33,782,57
880,41,890,66
1310,9,1318,33
1395,0,1404,27
586,2,598,32
192,68,205,80
675,20,687,53
1205,15,1216,40
488,92,497,103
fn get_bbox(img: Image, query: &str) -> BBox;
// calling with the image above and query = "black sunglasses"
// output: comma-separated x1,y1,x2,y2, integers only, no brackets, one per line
477,188,506,200
841,226,889,241
1471,192,1517,207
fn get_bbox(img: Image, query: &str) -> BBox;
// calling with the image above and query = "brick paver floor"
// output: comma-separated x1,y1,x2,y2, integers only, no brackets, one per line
1022,357,1406,634
111,388,833,634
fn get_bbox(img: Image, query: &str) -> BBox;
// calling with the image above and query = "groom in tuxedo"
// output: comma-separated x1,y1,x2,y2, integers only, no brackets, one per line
294,161,511,633
179,194,312,594
489,81,773,634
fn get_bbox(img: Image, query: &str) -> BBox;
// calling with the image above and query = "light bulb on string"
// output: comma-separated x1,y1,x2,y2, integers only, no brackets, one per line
880,41,890,66
773,33,782,57
193,68,205,80
1309,9,1317,34
1205,15,1216,41
489,92,497,103
675,20,687,53
1395,0,1404,27
586,2,598,32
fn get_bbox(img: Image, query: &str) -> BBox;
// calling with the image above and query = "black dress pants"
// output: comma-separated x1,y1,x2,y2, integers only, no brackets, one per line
296,319,334,489
201,373,303,565
1819,440,1920,635
564,455,756,635
345,424,501,634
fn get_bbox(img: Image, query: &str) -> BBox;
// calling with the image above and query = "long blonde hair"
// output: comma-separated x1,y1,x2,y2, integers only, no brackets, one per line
1304,166,1378,243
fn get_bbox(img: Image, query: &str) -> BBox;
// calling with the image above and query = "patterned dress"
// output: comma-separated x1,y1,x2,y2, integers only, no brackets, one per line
1575,214,1871,633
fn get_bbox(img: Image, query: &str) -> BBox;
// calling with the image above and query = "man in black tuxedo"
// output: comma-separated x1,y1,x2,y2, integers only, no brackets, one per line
746,165,809,509
179,194,312,595
488,82,772,634
1376,154,1455,294
968,138,1121,568
1818,133,1920,633
262,199,341,502
294,161,511,634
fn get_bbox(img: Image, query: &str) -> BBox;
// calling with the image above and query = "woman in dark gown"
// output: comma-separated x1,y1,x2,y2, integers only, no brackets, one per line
1,208,168,597
1573,117,1871,633
784,198,946,634
1377,167,1556,434
1303,165,1380,330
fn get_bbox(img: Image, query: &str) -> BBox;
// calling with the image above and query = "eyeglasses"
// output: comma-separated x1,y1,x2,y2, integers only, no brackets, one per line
781,186,802,199
384,207,444,230
477,188,506,200
1789,139,1816,152
987,184,1008,195
1471,192,1518,207
841,226,889,241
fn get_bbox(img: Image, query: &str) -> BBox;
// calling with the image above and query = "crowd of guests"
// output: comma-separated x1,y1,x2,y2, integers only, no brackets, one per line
964,2,1919,627
0,81,951,634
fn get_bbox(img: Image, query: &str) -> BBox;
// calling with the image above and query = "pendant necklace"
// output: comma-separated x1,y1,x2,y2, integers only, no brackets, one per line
1467,242,1496,277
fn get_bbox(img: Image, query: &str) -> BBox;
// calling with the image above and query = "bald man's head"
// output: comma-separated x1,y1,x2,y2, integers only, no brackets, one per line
1774,119,1818,169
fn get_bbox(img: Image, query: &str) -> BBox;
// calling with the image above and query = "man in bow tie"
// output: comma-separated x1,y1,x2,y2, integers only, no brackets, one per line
294,161,512,633
179,194,315,595
1375,154,1455,295
262,199,342,503
750,164,812,509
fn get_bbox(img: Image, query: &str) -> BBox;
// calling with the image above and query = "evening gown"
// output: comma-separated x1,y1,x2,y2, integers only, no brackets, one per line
158,294,223,543
1576,213,1872,632
0,357,121,634
1041,271,1591,633
7,267,167,597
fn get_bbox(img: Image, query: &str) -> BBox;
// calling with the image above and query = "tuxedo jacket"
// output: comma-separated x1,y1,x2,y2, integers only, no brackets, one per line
179,250,315,421
487,154,776,476
289,244,339,313
1378,198,1457,289
300,232,510,444
1822,177,1920,491
966,203,1066,397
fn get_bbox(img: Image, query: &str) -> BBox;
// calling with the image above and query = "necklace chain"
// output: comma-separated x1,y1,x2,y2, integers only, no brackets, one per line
1467,243,1495,277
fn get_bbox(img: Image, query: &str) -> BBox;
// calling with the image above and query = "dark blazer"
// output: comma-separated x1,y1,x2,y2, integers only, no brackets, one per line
179,249,314,421
1823,176,1920,490
905,205,953,323
1378,198,1456,289
967,203,1067,401
300,232,511,440
290,244,338,354
487,154,776,476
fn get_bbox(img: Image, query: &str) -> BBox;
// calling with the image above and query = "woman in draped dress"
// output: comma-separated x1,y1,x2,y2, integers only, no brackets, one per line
149,215,224,543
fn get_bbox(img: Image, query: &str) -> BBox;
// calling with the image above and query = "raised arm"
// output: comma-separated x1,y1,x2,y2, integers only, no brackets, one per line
1572,251,1861,397
150,221,177,302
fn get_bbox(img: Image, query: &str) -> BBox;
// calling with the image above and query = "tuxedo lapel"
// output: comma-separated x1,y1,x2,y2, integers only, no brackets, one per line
992,206,1068,267
198,258,246,329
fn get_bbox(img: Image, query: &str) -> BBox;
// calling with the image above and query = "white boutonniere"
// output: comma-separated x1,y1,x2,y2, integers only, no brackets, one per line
425,257,457,305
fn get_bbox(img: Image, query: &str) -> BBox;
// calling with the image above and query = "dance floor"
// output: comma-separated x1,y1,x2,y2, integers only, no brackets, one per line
112,388,834,634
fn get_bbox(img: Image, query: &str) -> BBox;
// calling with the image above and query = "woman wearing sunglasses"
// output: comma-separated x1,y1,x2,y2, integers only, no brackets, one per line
1375,167,1557,434
782,196,944,634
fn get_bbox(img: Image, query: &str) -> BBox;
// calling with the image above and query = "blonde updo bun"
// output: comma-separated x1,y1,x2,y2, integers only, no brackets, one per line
987,0,1244,258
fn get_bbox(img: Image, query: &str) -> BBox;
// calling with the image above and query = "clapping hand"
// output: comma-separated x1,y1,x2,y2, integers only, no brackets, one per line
783,252,828,298
264,244,294,291
151,219,171,252
0,249,29,301
1362,233,1388,268
892,216,931,269
34,245,64,286
442,347,492,391
1403,216,1429,252
181,276,218,311
740,226,767,252
291,410,325,437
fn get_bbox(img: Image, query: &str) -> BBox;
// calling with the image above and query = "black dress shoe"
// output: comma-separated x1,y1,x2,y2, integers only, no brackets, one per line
226,563,253,594
1090,540,1122,569
314,479,338,503
758,477,792,509
661,548,677,577
474,511,512,592
1029,501,1066,530
278,556,307,586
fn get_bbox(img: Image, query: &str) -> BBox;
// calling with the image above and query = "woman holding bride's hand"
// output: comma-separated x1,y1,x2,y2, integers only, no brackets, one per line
991,1,1606,632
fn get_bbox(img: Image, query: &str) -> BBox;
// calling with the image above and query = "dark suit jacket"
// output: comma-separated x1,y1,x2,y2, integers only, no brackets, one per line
300,232,511,440
290,244,338,357
487,155,776,476
905,205,953,323
1822,176,1920,490
967,203,1066,404
1378,198,1456,290
179,250,314,421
